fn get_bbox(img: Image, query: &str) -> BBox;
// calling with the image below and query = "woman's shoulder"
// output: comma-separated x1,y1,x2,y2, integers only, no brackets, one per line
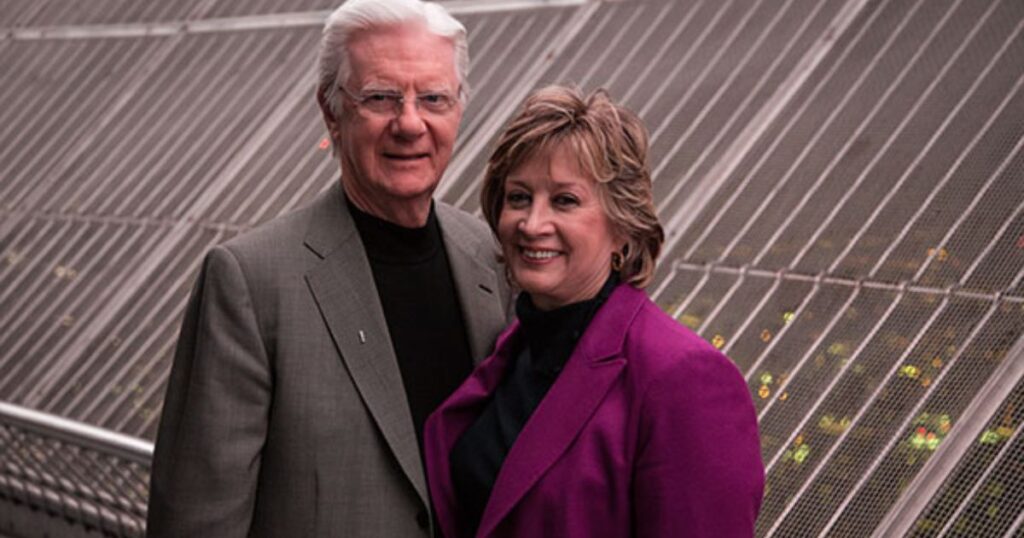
621,297,746,388
617,297,758,447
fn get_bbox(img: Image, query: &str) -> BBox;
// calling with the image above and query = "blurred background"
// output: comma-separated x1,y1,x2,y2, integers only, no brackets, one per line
1,0,1022,535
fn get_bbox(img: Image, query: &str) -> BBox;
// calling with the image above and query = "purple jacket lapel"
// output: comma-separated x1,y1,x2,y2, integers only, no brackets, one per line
477,285,646,537
425,323,521,538
425,285,649,538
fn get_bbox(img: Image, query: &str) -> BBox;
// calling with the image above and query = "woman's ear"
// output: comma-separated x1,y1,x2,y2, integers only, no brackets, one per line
618,240,633,267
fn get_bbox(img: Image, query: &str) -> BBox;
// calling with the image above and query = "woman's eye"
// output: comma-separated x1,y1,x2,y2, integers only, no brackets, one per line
505,192,530,207
553,194,580,207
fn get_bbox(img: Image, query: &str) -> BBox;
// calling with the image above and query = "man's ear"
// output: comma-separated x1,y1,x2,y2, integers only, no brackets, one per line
317,86,341,141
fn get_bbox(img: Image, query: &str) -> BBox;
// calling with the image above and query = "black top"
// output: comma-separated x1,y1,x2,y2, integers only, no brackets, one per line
348,199,475,448
450,274,619,536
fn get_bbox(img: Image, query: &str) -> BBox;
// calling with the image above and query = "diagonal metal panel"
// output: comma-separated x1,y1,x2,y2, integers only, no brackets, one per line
1,0,1022,535
1,6,591,440
0,218,172,399
0,38,170,213
0,0,49,27
201,0,339,19
877,318,1024,537
40,225,235,437
29,30,316,221
896,361,1024,536
207,95,337,226
446,0,857,223
2,0,213,27
647,0,1024,534
440,3,592,206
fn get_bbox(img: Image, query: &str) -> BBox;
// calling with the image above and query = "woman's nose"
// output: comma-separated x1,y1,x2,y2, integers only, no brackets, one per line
518,205,553,236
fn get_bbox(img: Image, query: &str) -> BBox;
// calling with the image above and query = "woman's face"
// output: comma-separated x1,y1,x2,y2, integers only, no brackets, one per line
498,143,623,310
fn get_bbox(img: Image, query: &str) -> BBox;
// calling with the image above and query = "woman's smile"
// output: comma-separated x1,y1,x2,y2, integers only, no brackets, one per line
498,143,624,311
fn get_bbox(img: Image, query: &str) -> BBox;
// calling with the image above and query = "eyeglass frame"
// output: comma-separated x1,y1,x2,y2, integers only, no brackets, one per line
336,84,463,117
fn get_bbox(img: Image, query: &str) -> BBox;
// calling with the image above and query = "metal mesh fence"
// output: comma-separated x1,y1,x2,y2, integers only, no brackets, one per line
1,0,1022,535
641,0,1024,534
913,375,1024,536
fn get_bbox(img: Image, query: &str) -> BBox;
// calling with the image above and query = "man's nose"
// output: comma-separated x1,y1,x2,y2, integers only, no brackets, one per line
391,99,427,138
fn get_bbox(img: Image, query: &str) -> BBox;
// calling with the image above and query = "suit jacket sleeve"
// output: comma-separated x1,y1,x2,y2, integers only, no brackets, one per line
147,245,271,537
632,347,764,537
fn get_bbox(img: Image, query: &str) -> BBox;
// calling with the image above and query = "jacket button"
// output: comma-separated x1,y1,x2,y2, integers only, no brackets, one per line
416,510,429,530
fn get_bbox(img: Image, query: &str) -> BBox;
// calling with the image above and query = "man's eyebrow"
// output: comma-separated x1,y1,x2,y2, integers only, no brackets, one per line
357,82,457,93
357,85,401,92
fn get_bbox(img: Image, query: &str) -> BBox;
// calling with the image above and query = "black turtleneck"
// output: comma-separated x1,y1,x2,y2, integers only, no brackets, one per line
450,274,619,537
347,198,474,449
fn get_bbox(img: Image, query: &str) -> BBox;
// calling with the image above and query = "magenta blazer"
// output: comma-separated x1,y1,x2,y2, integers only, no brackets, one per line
424,284,764,538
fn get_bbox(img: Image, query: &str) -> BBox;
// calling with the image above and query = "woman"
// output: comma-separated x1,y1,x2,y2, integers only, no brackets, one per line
424,86,764,537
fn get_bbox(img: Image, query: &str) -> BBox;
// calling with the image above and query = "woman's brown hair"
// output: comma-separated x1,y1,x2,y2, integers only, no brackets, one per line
480,85,664,287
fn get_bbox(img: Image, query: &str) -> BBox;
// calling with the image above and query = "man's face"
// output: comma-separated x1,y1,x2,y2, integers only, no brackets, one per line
324,23,463,221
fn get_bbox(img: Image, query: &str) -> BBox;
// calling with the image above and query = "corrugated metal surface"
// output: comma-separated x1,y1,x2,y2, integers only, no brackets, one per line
38,226,236,435
0,28,331,443
1,0,213,27
202,0,338,19
30,30,317,221
0,37,171,215
1,0,1023,535
0,1,41,27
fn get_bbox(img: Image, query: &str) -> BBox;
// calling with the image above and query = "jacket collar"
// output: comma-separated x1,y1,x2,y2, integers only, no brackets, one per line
426,284,648,537
303,183,504,511
436,202,507,363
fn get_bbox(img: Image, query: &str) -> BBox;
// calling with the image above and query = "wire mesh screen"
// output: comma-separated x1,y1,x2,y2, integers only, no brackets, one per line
641,0,1024,534
914,376,1024,536
0,3,590,439
1,0,1022,536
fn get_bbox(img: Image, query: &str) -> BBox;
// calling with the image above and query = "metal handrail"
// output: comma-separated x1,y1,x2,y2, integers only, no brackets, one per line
0,400,154,537
0,401,153,464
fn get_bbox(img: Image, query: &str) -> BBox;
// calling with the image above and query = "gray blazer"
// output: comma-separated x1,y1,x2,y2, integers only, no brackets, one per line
147,183,509,537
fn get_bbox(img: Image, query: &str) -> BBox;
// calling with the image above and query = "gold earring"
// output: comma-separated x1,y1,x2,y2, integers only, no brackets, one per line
611,251,624,272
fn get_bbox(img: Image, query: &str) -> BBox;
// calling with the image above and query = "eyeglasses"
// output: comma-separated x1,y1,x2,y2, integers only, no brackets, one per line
338,85,461,117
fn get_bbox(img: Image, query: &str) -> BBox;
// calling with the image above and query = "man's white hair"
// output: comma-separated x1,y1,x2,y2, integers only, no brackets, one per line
317,0,469,117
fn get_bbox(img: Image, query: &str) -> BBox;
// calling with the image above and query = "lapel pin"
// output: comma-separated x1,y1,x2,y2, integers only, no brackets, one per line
358,330,366,344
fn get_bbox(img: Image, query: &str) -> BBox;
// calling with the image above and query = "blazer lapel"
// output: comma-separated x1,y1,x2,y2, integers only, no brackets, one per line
426,324,522,538
436,203,507,363
303,184,427,507
477,285,647,537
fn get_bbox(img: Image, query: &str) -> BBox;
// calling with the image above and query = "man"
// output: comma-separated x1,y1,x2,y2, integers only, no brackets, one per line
147,0,508,536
